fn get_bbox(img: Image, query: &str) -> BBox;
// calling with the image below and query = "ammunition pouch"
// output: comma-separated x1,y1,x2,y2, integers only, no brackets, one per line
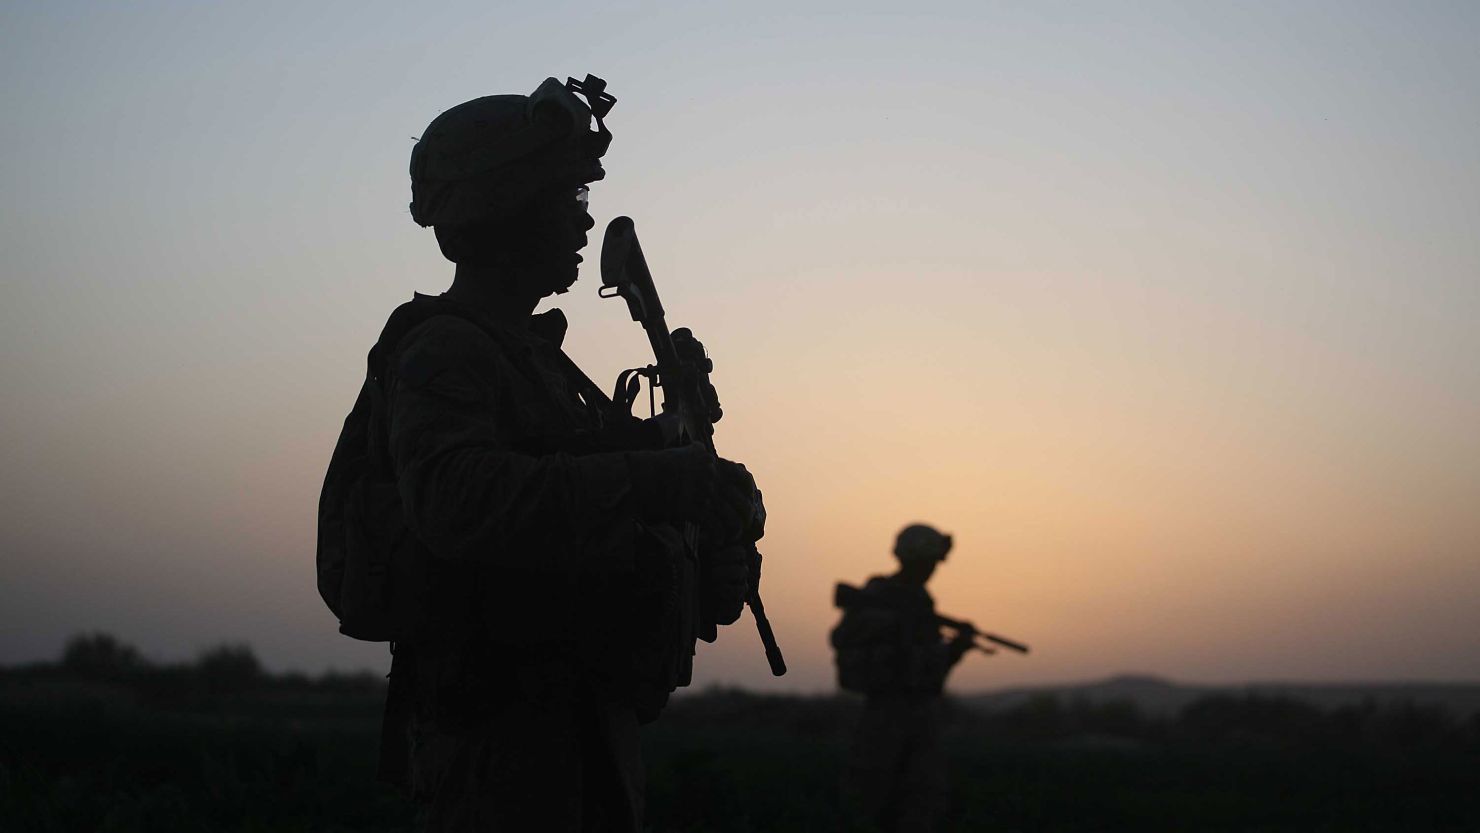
577,520,697,723
337,470,429,641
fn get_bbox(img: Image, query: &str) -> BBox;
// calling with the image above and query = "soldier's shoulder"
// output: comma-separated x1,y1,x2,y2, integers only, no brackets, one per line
375,296,514,390
382,294,509,356
400,311,497,353
844,576,903,615
863,575,932,608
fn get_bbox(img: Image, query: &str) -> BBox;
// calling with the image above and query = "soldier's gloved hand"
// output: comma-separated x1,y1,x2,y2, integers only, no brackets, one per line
699,540,751,630
644,411,684,447
948,624,977,662
625,443,717,523
700,460,763,546
749,485,767,540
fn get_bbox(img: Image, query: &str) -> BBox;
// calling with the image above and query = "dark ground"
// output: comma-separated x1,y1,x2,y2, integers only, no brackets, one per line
3,636,1478,832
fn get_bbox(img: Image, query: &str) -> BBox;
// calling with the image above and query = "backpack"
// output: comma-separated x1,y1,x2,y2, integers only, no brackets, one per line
316,298,460,642
831,577,948,695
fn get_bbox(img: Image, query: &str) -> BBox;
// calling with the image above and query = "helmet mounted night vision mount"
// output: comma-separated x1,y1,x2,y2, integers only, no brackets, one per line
566,74,616,121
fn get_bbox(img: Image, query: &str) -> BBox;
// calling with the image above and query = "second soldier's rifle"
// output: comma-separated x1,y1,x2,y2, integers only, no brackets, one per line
600,216,787,677
834,582,1030,656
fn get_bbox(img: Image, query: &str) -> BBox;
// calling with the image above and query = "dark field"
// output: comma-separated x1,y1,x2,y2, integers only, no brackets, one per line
3,637,1478,832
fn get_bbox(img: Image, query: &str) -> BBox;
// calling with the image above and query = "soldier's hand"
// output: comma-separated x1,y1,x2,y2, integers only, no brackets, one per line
749,485,767,541
626,443,717,523
700,459,762,546
643,411,684,447
948,624,977,661
699,540,751,629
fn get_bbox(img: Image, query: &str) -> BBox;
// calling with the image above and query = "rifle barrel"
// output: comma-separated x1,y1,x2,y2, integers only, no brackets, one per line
982,634,1030,654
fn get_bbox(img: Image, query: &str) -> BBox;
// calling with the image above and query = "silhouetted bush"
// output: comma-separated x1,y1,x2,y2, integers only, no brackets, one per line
1007,692,1064,739
314,668,386,694
1178,693,1329,747
1067,696,1148,737
195,643,263,694
974,694,1157,744
60,632,144,681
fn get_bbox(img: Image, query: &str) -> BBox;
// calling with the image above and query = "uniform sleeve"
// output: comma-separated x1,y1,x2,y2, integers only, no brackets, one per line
385,316,635,575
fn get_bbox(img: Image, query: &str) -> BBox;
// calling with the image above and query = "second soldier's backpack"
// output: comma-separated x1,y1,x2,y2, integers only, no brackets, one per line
830,577,950,695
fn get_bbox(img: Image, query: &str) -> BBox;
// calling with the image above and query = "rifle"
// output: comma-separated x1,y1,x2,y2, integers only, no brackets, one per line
600,216,787,677
833,582,1029,656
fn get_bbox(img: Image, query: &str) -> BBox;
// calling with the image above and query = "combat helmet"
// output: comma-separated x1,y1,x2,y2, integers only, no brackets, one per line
408,75,615,229
893,523,953,563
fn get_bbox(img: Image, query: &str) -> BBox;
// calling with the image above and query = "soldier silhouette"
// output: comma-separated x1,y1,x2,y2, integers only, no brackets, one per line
831,524,974,833
317,75,764,832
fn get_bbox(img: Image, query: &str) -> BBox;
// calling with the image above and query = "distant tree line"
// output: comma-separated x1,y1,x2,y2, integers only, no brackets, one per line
960,689,1480,757
654,683,1480,762
4,636,1478,831
5,632,385,708
642,688,1480,832
13,632,1480,756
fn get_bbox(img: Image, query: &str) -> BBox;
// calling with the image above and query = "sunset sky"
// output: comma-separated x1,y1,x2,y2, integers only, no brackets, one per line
2,1,1477,693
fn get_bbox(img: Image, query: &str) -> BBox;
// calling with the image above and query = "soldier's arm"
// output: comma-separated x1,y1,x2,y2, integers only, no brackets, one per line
385,317,640,573
945,629,975,666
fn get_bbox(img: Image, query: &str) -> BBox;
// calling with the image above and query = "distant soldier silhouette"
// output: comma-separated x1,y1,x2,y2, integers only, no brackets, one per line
831,524,973,833
317,75,764,832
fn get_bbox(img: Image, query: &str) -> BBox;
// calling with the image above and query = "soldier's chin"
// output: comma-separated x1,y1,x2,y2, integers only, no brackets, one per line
542,259,580,296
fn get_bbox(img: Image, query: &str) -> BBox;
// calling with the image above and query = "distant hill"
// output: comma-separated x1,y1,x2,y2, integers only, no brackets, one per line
962,674,1480,717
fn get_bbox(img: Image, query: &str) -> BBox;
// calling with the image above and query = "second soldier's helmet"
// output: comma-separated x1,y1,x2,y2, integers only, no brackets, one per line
893,523,953,563
408,75,615,229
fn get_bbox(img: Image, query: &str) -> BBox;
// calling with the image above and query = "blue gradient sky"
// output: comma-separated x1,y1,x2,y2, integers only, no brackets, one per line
2,2,1477,691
